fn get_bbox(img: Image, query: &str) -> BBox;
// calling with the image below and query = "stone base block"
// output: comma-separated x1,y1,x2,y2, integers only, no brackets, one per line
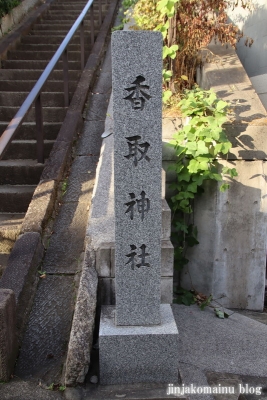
99,304,179,385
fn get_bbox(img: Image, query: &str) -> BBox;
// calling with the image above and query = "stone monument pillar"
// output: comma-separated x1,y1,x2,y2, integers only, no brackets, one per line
99,31,179,385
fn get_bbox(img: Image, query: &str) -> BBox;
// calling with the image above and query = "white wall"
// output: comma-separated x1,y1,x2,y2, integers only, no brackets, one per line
228,0,267,108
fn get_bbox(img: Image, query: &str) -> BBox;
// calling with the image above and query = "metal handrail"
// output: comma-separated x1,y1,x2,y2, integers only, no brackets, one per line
0,0,104,163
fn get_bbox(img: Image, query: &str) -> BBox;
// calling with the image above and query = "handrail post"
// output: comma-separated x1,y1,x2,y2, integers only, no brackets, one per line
80,19,85,70
90,4,95,46
35,94,44,164
99,0,102,26
63,49,69,107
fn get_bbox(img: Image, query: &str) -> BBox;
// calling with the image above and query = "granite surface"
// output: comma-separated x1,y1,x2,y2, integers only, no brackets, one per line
99,305,179,385
112,31,163,326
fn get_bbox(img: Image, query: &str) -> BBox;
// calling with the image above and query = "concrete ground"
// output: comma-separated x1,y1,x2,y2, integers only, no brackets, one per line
0,304,267,399
1,6,267,400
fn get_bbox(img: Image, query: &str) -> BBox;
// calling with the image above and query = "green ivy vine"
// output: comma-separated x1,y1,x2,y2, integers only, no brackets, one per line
169,86,237,275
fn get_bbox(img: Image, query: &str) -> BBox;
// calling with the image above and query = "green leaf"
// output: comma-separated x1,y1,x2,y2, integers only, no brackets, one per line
163,44,178,59
222,166,231,174
163,90,172,103
181,75,188,81
216,100,228,112
174,221,188,233
174,288,196,306
214,308,225,319
174,145,186,157
229,168,238,178
178,170,191,182
188,159,200,173
220,183,230,192
196,140,208,156
187,182,198,193
211,173,222,182
220,142,232,154
163,69,173,81
186,142,197,154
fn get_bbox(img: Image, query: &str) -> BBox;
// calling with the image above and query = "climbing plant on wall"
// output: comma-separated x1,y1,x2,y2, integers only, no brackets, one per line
169,87,237,272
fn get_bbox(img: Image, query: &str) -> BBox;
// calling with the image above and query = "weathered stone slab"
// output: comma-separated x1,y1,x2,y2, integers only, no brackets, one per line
15,275,74,381
20,179,57,234
65,265,98,386
76,120,105,156
112,31,163,326
44,201,88,273
63,156,98,204
83,93,110,121
99,305,179,384
93,71,112,95
0,289,17,382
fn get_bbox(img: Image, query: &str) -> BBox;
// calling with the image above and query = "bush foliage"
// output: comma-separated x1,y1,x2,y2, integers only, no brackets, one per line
132,0,252,94
0,0,21,19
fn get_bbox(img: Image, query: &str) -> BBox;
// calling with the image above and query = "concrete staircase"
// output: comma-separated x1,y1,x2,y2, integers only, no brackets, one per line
0,0,107,275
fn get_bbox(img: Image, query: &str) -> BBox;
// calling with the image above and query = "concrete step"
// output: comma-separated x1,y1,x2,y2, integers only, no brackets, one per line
48,6,89,12
0,69,81,81
21,34,87,45
2,140,54,160
0,212,25,277
26,28,98,36
17,43,91,53
0,80,77,92
31,22,95,31
7,50,87,61
44,13,100,21
1,59,81,70
48,4,105,11
0,92,73,107
0,160,44,185
0,185,36,213
0,213,25,253
49,2,91,6
0,106,66,122
0,122,61,140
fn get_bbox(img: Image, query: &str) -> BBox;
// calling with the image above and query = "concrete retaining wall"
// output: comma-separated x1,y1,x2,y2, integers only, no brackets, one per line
178,43,267,310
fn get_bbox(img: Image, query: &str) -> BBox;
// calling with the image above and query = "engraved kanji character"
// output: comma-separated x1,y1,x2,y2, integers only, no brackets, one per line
125,244,150,270
124,75,151,110
124,135,150,166
125,244,137,270
124,191,150,221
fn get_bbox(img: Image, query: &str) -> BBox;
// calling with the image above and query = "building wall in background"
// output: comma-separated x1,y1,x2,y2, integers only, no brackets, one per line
228,0,267,108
